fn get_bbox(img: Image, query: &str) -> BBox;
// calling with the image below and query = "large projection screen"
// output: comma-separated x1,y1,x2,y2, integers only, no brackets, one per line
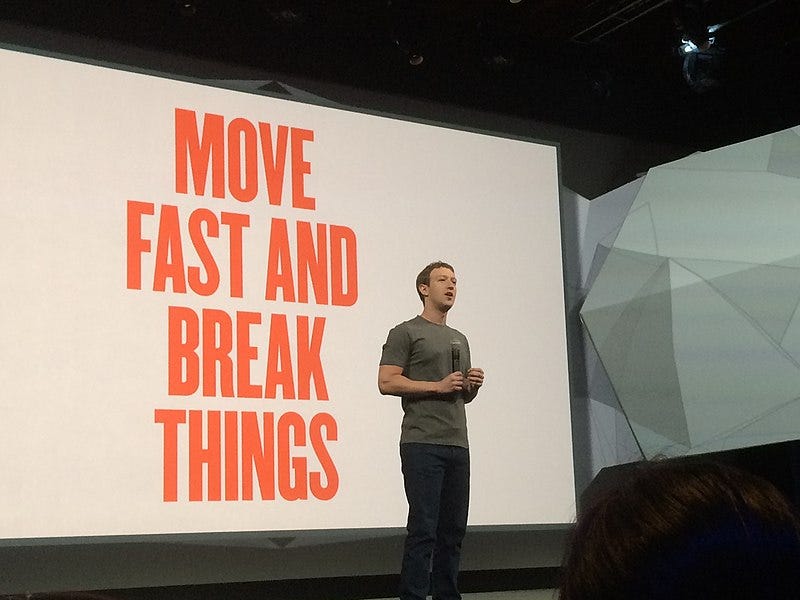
0,46,574,540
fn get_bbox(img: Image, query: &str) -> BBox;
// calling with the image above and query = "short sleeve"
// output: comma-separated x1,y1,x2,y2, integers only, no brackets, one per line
379,324,410,369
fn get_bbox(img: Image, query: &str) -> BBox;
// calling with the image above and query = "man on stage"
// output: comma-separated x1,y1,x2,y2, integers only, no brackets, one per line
378,261,485,600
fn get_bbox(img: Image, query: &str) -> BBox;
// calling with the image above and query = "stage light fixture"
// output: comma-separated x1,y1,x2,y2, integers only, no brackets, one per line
393,39,424,66
388,0,428,67
680,31,715,54
675,9,724,93
673,0,713,51
174,1,197,17
682,44,724,93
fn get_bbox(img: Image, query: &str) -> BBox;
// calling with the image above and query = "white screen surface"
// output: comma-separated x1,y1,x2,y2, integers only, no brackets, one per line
0,46,575,539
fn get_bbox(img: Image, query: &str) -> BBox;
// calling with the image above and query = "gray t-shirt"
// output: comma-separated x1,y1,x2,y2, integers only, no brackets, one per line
380,315,472,448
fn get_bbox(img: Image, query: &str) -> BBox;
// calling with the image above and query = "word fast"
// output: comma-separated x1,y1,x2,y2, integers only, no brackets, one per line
175,108,315,206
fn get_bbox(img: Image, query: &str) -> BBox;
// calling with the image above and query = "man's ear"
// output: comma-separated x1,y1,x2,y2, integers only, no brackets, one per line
418,283,429,297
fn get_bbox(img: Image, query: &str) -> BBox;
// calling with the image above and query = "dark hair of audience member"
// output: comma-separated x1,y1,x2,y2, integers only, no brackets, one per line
559,459,800,599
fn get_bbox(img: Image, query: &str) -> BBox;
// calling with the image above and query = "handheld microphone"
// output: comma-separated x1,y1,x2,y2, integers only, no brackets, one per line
451,339,461,374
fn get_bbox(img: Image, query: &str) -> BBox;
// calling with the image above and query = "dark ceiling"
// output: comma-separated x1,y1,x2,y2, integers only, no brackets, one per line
1,0,798,149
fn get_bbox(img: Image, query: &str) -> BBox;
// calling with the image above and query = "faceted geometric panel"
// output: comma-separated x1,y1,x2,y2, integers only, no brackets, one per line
584,242,613,294
675,258,800,345
580,125,800,459
611,203,659,255
581,248,669,348
660,133,772,172
768,128,800,178
670,264,800,447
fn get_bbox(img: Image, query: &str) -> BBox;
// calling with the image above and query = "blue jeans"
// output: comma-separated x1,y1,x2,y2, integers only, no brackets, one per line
399,442,470,600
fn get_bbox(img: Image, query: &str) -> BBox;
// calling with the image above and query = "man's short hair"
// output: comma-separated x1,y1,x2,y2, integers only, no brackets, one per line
416,261,455,303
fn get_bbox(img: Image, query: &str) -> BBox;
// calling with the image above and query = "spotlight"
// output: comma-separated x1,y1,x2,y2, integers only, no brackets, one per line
682,45,724,93
389,0,429,67
673,0,713,51
679,32,715,54
175,1,197,17
393,39,424,66
673,3,725,94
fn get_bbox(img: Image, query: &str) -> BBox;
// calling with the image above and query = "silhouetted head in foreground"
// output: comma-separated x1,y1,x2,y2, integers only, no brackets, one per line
559,459,800,600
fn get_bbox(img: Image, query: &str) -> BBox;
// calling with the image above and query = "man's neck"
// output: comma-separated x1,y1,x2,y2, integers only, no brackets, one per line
420,307,448,325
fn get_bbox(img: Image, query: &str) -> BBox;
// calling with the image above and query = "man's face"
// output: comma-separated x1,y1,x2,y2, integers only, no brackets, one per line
421,267,457,311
